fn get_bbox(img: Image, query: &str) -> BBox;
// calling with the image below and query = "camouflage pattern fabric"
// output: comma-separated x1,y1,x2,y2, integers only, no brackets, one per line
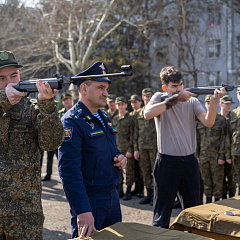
112,111,134,186
222,111,237,197
107,109,118,122
230,107,240,156
0,213,44,240
134,106,157,189
196,114,229,198
0,89,65,219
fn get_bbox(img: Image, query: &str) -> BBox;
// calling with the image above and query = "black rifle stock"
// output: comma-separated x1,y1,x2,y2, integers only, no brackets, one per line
161,84,240,101
15,65,132,93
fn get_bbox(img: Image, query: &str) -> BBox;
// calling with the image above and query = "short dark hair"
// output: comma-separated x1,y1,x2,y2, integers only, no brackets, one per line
160,66,182,85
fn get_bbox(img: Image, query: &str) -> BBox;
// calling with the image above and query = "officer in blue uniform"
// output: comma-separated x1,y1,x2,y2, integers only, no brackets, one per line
58,62,127,239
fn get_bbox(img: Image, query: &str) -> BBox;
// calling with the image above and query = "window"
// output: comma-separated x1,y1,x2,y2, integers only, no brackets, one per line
208,72,221,86
208,40,221,58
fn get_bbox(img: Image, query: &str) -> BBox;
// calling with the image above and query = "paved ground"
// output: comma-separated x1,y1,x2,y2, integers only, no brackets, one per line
41,153,182,240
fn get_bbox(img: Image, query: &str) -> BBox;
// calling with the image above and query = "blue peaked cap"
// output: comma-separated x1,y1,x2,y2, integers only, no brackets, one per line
73,61,111,86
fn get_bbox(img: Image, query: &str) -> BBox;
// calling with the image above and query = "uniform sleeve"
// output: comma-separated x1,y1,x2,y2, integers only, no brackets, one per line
225,119,232,160
36,98,65,151
58,118,92,216
0,89,13,115
133,113,139,151
218,117,228,160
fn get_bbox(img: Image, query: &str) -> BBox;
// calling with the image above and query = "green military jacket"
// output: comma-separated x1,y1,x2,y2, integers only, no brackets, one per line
0,89,65,217
196,114,229,160
112,111,133,154
134,106,157,151
107,109,118,122
58,107,67,119
230,107,240,156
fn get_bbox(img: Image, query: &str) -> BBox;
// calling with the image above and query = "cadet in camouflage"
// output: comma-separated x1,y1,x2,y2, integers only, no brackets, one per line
0,51,65,240
231,87,240,194
129,94,144,198
112,96,134,200
134,88,157,205
219,95,236,198
106,94,118,121
196,95,229,202
58,92,73,119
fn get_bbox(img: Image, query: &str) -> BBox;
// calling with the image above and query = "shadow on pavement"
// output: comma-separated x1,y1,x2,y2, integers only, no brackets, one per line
43,228,71,240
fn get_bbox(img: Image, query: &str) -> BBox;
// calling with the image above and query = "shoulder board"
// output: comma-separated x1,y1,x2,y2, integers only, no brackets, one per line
58,108,65,113
70,108,82,119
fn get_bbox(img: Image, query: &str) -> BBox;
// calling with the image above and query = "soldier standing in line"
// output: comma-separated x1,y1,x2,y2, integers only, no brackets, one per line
0,51,65,239
219,95,236,199
134,88,157,206
129,94,144,198
112,96,134,200
106,94,118,121
196,95,229,203
42,93,73,181
231,88,240,194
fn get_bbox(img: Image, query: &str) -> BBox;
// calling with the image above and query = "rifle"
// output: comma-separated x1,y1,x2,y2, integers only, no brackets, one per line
161,84,240,101
15,64,132,93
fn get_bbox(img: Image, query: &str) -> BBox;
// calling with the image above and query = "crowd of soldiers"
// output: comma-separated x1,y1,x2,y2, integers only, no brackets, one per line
105,88,157,205
104,87,240,206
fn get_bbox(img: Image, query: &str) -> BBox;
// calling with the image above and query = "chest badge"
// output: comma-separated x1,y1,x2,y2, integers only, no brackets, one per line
87,122,95,129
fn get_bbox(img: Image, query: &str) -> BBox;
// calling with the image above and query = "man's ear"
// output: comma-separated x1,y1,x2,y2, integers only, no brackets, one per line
80,83,87,95
162,85,167,92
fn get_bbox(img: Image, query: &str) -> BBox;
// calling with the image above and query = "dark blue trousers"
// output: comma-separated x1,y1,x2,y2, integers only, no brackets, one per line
153,153,200,228
71,188,122,238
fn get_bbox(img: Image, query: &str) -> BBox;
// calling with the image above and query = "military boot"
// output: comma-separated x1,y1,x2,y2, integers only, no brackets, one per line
123,186,132,200
150,189,154,206
131,183,139,196
206,196,212,203
222,194,227,199
139,188,151,204
137,183,144,198
116,184,124,198
229,192,235,198
215,197,220,202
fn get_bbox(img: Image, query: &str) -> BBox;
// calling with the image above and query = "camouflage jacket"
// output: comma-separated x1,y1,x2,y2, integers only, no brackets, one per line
134,106,157,151
112,111,133,154
0,89,65,217
196,114,229,160
107,109,118,122
229,107,240,156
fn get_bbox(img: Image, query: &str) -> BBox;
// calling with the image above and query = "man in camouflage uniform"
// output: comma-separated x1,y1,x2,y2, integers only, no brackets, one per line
0,51,65,239
42,93,73,181
129,94,144,198
106,94,118,121
219,95,236,198
196,95,229,203
134,88,157,205
112,96,134,200
232,87,240,194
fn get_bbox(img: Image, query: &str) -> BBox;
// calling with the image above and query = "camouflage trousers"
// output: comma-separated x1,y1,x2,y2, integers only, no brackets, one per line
126,157,135,186
139,149,157,189
233,155,240,194
199,156,224,198
223,162,236,197
0,212,44,240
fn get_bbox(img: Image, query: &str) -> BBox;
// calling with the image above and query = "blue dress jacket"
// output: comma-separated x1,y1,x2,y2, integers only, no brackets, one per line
58,100,121,217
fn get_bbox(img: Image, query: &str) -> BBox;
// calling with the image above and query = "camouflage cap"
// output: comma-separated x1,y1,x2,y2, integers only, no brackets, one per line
142,88,153,96
205,95,212,102
107,94,116,101
237,87,240,93
220,95,234,103
115,96,127,104
0,51,23,69
61,93,72,101
129,94,141,101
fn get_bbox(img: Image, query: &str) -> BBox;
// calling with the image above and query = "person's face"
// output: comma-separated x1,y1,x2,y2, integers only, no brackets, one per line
163,80,184,94
84,81,109,110
142,94,153,105
220,102,232,113
107,100,116,111
0,66,20,90
116,102,127,114
62,98,72,110
205,101,210,110
131,100,142,110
